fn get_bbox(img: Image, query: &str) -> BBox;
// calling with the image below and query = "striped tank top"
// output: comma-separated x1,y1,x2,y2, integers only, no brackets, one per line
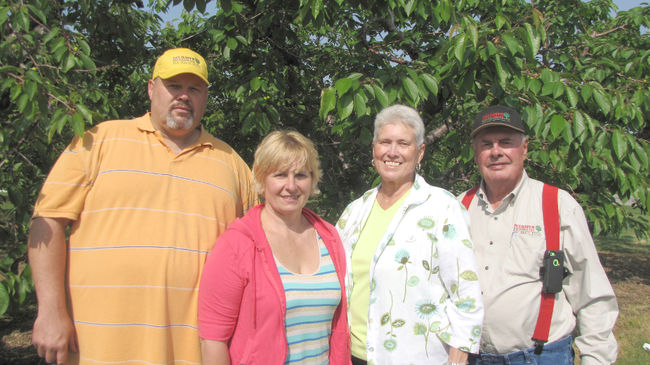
275,234,341,364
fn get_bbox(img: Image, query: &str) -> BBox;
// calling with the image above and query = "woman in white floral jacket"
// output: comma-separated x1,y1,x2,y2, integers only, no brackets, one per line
337,104,483,365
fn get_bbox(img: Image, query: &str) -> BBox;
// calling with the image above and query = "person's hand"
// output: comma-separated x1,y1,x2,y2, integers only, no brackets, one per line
448,346,469,364
32,308,78,365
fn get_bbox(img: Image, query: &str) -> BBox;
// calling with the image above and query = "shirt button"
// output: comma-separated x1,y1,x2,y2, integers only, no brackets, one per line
494,217,498,220
484,266,489,270
489,241,494,245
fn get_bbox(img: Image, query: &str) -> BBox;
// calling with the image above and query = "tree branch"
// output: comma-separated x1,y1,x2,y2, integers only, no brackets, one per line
590,24,627,38
425,120,450,145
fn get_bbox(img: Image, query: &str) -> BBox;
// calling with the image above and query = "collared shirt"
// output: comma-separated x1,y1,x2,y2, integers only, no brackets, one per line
338,174,484,365
33,114,258,364
458,171,618,364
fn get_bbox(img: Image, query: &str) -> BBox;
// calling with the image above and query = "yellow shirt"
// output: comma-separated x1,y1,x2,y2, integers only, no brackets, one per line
33,114,258,365
349,190,409,359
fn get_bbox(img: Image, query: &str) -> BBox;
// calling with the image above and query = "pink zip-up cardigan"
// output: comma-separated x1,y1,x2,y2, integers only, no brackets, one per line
198,204,352,364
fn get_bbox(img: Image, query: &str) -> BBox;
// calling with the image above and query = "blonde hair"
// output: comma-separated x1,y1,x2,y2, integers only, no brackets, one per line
252,130,322,196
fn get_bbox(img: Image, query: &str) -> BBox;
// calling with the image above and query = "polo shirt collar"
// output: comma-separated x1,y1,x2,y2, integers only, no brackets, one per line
136,112,214,148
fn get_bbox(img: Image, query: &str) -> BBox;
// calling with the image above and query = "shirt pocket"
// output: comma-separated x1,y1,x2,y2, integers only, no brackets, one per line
504,231,546,281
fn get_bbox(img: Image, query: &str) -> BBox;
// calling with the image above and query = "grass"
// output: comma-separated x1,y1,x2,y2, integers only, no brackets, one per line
594,229,650,365
612,281,650,365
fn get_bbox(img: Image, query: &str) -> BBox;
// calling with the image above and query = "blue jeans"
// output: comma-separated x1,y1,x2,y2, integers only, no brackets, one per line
468,336,574,365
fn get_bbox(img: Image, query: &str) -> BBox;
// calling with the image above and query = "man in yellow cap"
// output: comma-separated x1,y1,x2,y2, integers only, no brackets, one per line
28,48,258,365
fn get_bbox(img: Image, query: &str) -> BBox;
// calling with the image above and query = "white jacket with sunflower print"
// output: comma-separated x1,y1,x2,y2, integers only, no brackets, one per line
336,174,484,365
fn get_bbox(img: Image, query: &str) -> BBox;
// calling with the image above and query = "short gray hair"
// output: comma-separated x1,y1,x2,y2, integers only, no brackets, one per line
373,104,425,145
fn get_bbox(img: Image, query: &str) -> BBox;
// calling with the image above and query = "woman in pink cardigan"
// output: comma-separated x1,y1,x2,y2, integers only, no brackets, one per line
198,130,351,365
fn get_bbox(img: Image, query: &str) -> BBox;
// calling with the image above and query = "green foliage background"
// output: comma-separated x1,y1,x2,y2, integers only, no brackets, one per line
1,0,648,314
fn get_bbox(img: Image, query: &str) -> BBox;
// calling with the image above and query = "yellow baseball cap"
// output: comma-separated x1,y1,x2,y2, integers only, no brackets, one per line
152,48,209,85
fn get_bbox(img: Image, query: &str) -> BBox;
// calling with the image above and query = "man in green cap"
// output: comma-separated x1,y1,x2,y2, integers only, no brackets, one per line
458,105,618,365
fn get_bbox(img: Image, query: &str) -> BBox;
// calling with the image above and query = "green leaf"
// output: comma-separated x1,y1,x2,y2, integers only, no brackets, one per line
26,4,47,24
527,78,541,94
76,104,92,122
454,33,467,62
196,0,206,13
347,73,364,81
495,15,506,29
337,93,354,119
16,7,30,31
581,84,593,103
79,54,96,69
523,23,539,60
541,82,554,96
13,81,30,100
16,93,29,113
566,87,578,108
183,0,196,12
335,78,354,95
420,73,439,96
494,54,507,87
550,114,567,138
319,88,336,120
540,69,555,83
502,32,522,56
312,0,323,19
572,111,586,142
62,53,76,73
632,140,648,167
42,28,60,44
404,0,416,16
235,35,248,46
250,77,261,92
487,41,497,56
436,0,452,22
611,130,627,161
593,89,611,116
552,82,564,98
372,84,389,107
402,77,419,101
353,92,366,116
220,0,232,13
467,22,478,49
78,39,91,55
227,37,238,50
71,112,85,136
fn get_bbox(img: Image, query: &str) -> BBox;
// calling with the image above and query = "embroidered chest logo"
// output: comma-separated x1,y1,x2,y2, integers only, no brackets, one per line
513,223,543,237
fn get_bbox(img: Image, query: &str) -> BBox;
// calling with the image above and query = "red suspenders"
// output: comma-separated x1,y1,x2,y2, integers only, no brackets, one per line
461,184,560,354
461,185,479,211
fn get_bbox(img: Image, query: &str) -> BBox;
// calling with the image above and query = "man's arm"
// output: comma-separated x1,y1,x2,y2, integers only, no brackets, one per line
28,217,78,364
561,196,618,364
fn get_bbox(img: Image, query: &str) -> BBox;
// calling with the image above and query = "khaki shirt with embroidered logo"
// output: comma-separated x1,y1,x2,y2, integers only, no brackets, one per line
458,171,618,365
